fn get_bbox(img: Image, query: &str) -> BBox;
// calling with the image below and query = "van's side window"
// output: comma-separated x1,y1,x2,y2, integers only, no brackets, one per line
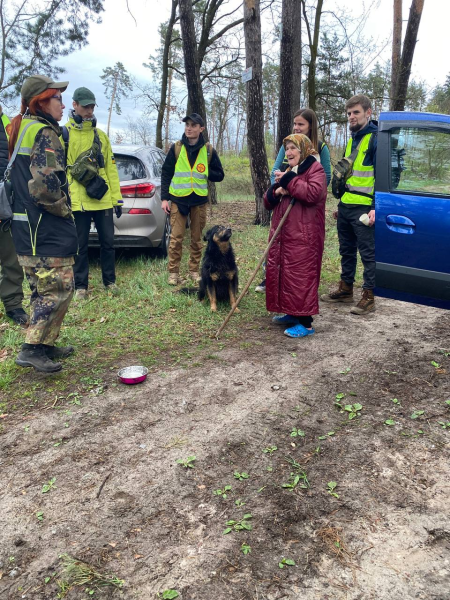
391,128,450,195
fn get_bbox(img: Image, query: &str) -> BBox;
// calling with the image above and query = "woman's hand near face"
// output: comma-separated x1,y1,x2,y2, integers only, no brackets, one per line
274,170,283,183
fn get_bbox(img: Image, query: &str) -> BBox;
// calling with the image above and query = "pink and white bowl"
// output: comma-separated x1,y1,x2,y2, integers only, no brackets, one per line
117,366,148,385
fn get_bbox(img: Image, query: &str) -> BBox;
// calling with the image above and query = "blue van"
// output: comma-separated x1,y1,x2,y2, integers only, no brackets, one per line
375,111,450,309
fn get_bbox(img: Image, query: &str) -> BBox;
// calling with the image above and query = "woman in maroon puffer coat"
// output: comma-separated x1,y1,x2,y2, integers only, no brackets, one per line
264,134,327,338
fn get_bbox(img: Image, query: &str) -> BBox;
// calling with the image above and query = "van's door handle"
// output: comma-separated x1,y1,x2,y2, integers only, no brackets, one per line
386,214,416,234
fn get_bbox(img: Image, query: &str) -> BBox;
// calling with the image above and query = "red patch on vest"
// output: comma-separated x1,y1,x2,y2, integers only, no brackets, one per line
197,163,206,173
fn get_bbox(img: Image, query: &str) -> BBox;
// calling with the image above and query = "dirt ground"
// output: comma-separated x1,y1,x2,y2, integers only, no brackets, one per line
1,209,450,599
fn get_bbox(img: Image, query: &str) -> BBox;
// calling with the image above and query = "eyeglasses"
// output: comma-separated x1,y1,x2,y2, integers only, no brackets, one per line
51,95,63,103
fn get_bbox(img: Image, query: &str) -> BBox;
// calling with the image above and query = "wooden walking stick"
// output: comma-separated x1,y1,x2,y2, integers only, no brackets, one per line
215,198,296,339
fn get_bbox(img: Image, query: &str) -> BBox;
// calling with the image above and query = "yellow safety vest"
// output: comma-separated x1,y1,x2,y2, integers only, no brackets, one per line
169,144,209,197
341,133,374,206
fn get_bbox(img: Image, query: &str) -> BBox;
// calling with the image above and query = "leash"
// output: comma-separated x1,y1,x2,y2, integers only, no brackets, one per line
215,197,296,339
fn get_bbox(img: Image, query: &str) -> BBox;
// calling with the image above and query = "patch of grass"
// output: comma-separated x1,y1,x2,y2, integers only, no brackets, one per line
56,554,124,597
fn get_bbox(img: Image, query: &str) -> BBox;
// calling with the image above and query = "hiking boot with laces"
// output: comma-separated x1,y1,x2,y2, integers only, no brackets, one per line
73,289,88,301
16,344,62,373
189,271,201,284
320,280,354,303
42,344,75,359
350,289,375,315
105,283,120,295
168,273,180,286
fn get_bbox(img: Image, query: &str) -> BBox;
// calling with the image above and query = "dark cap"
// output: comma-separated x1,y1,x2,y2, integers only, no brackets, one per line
21,75,69,103
73,87,97,106
182,113,204,127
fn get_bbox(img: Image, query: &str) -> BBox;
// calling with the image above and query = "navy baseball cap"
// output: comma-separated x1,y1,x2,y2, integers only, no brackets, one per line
182,113,204,127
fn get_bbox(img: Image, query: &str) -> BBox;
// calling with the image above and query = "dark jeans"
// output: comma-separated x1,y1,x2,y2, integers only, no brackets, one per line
73,210,115,290
337,203,375,290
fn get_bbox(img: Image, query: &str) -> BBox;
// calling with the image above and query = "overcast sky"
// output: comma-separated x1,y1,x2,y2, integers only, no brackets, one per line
58,0,444,136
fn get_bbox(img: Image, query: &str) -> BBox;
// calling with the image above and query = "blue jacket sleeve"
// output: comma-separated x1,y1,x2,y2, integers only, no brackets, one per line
270,145,285,184
319,144,331,186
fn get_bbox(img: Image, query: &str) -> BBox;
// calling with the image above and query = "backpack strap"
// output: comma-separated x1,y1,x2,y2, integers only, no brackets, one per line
93,128,105,169
174,140,182,162
62,126,69,163
174,140,214,165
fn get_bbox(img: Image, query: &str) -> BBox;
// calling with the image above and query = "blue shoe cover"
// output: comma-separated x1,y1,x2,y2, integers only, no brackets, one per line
284,324,315,338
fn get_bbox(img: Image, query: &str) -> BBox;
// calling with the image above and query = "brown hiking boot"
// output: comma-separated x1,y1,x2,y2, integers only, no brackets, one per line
168,273,180,286
350,289,375,315
189,271,201,284
320,280,354,303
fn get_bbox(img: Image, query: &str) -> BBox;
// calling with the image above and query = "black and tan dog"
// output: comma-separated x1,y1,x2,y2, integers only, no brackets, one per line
198,225,239,312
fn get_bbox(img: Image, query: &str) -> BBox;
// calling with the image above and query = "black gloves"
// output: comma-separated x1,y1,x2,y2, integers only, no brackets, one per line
114,206,122,219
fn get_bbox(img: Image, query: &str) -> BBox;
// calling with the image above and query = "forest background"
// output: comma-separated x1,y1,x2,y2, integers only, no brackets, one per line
1,0,448,223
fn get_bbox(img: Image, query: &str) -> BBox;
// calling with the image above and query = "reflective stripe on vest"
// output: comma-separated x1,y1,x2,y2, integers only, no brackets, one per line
17,119,46,156
13,213,28,221
169,144,209,197
341,133,374,206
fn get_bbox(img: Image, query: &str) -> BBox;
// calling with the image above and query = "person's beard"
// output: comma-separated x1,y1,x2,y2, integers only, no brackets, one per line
349,119,368,133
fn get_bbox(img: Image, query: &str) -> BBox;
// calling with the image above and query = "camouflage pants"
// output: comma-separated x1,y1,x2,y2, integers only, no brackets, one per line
23,265,74,345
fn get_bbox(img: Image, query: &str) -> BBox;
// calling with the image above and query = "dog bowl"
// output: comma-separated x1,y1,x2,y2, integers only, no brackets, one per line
118,366,148,385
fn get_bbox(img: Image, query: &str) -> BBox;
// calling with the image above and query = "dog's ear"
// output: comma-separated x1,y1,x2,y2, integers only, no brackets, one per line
204,226,217,242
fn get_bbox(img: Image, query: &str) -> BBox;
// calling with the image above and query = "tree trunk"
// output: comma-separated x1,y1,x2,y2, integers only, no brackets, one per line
179,0,218,203
106,77,117,137
277,0,302,150
390,0,402,108
165,67,173,152
179,0,207,129
391,0,425,111
156,0,178,149
302,0,323,111
243,0,270,226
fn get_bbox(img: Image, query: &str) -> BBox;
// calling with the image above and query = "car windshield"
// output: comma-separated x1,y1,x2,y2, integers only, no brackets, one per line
114,155,146,182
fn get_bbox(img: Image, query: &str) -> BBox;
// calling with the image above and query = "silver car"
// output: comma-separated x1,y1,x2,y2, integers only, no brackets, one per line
89,144,170,256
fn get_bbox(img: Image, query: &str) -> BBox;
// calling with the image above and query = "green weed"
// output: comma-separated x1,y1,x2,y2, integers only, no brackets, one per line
213,485,232,499
41,477,56,494
327,481,339,498
176,455,196,469
278,557,295,569
223,513,252,534
234,471,249,481
241,542,252,555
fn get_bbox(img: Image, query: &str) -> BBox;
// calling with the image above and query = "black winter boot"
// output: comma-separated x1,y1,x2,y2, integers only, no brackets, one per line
42,344,74,359
16,344,62,373
6,308,29,327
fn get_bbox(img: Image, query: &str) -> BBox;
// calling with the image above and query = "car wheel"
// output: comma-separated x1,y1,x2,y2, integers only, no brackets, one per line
158,215,171,258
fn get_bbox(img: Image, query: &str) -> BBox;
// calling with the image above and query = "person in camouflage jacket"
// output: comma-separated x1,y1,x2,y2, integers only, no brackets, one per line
7,75,78,373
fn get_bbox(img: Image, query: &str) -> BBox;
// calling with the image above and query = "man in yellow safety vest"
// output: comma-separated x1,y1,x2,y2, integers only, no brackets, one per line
322,94,377,314
161,113,224,285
